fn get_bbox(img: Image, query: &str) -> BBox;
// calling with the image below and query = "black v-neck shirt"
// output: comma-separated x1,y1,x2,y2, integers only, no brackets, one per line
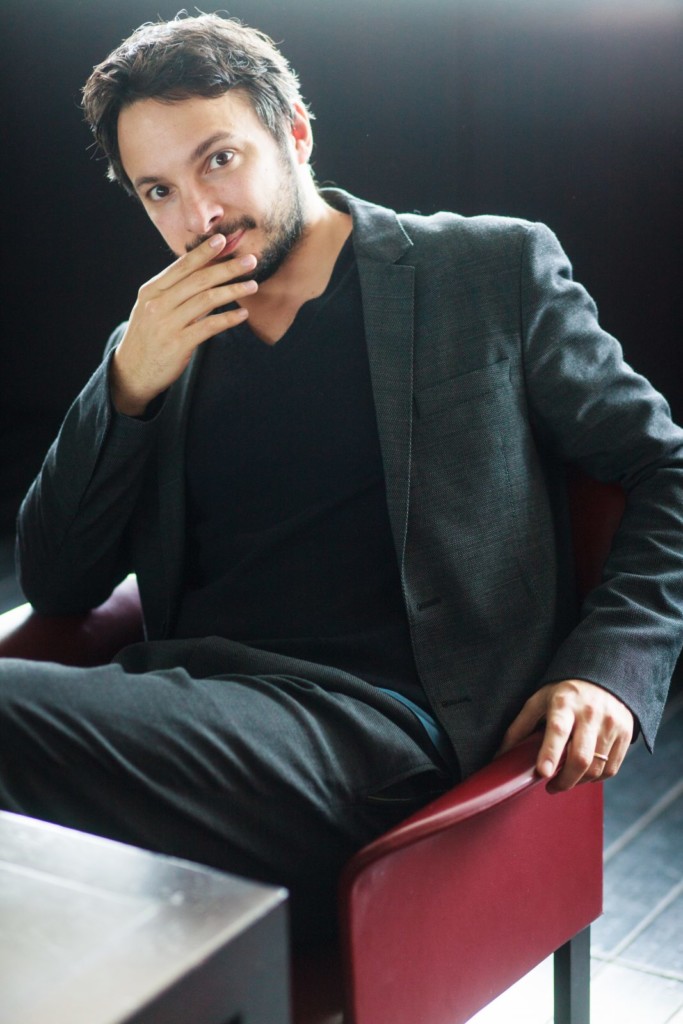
176,240,426,706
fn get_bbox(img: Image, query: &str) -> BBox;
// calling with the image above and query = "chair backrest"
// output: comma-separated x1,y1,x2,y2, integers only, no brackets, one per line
566,468,625,598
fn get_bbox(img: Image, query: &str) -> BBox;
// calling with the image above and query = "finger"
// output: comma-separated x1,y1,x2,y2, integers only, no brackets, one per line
581,700,634,783
549,725,603,791
596,728,630,781
181,277,259,326
170,253,259,310
135,246,258,329
134,253,257,338
186,304,251,346
535,700,577,782
154,234,230,290
587,750,611,782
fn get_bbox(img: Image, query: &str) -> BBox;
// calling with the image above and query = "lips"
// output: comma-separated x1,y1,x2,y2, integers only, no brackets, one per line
217,229,246,258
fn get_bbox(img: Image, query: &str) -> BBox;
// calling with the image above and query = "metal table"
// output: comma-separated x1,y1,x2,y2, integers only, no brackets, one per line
0,811,290,1024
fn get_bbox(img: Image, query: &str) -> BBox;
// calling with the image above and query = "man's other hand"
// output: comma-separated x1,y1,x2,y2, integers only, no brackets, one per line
497,679,634,791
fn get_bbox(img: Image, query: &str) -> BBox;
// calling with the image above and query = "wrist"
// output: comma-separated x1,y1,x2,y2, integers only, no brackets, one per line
109,350,150,418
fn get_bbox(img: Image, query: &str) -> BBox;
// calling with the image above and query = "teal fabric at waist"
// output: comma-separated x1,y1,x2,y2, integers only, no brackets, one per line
379,688,456,770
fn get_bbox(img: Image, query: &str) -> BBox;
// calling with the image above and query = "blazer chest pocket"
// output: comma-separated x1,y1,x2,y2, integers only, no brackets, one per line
414,359,511,419
413,359,512,451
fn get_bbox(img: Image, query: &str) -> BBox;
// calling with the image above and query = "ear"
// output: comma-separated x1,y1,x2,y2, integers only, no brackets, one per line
290,101,313,165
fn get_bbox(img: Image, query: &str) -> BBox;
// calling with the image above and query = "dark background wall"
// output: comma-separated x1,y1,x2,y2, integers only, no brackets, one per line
1,0,681,528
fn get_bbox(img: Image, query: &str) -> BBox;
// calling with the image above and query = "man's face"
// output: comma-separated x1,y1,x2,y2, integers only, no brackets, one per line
117,91,307,282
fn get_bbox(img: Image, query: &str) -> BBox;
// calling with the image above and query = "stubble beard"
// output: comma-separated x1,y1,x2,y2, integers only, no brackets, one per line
186,156,307,285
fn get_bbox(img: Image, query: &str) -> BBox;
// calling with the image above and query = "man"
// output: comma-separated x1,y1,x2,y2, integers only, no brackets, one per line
4,13,683,940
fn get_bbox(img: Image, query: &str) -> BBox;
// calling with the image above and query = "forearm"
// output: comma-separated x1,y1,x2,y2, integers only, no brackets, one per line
521,222,683,745
17,234,254,615
17,350,161,614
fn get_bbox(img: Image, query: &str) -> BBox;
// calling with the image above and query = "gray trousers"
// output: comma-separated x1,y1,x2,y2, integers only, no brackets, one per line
0,650,454,944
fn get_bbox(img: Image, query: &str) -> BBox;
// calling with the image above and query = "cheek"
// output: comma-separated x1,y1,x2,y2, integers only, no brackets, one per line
145,207,184,254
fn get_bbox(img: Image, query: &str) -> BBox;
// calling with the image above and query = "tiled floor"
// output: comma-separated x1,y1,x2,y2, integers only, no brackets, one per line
1,537,681,1023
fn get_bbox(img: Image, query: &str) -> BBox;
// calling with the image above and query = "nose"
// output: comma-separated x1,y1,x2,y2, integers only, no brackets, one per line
182,186,225,237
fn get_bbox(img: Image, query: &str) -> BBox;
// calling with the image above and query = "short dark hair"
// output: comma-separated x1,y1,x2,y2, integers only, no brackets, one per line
82,13,310,194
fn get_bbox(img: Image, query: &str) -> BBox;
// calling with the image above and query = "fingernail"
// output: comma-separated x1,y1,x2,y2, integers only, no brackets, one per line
209,235,225,249
239,254,256,268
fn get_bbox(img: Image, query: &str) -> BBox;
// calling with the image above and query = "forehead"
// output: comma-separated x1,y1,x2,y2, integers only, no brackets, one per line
117,91,273,180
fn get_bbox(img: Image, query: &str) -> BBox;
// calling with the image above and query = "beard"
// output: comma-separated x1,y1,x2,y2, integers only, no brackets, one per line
185,156,306,284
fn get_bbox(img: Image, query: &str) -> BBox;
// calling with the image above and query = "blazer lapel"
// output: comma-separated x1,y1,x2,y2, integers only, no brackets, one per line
336,191,416,569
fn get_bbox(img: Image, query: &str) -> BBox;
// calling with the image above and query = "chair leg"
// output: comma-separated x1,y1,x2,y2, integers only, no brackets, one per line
553,925,591,1024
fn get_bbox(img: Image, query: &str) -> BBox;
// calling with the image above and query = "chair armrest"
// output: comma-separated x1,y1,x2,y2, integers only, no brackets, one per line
340,736,602,1024
0,577,144,666
291,746,541,1024
350,734,543,869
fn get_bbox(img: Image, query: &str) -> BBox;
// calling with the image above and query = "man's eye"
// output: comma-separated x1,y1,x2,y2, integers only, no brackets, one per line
209,150,234,169
148,185,170,202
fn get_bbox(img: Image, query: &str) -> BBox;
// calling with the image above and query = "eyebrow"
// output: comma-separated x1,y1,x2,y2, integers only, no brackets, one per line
132,132,240,191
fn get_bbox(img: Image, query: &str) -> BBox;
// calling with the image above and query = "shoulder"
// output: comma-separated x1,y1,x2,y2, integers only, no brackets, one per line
397,214,578,312
328,189,566,277
397,209,558,267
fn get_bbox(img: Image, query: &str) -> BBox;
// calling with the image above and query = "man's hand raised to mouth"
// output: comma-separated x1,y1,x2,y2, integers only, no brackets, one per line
110,235,258,417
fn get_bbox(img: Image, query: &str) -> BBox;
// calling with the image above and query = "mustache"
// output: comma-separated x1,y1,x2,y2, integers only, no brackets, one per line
186,216,257,254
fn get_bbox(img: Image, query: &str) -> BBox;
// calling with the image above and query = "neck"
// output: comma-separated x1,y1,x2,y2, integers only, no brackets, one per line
238,182,352,344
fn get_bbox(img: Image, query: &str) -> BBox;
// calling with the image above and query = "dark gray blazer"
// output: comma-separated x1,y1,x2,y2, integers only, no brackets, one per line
18,191,683,776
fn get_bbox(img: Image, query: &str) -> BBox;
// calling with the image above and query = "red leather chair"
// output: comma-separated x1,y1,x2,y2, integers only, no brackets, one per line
0,473,624,1024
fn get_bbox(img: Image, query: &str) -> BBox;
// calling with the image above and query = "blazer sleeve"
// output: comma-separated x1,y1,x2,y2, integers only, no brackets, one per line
16,324,164,614
520,222,683,747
